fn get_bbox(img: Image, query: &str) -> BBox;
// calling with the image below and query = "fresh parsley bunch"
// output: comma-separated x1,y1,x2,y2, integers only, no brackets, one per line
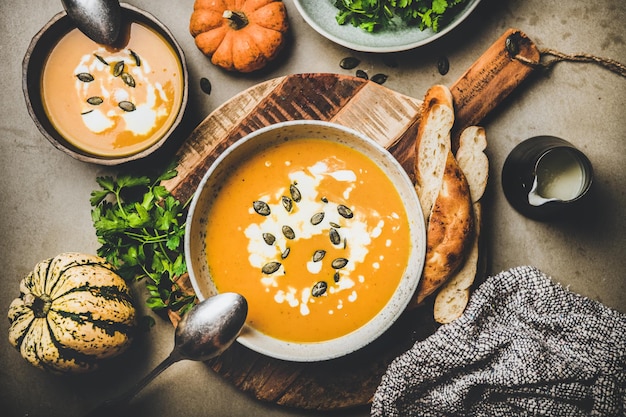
334,0,469,33
90,163,196,315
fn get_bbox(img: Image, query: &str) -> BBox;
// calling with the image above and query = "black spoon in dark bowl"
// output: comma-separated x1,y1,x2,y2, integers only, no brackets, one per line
61,0,121,46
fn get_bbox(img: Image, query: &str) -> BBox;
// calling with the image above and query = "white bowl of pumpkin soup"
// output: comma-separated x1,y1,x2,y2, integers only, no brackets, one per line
185,121,426,362
22,4,188,165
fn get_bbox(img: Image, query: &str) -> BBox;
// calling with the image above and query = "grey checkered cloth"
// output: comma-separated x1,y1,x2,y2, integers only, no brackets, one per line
371,266,626,417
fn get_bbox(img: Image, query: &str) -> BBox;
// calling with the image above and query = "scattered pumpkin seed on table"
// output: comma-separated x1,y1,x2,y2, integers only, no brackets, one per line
200,77,212,95
371,73,388,84
340,56,360,69
437,56,450,75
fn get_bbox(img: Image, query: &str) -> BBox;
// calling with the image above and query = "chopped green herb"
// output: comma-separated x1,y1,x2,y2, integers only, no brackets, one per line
334,0,471,33
89,161,196,315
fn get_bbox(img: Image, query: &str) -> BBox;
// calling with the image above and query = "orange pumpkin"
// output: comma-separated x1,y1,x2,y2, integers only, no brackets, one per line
190,0,289,72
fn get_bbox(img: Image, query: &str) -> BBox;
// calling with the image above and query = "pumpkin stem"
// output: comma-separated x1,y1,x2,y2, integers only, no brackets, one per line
223,10,249,30
23,293,52,318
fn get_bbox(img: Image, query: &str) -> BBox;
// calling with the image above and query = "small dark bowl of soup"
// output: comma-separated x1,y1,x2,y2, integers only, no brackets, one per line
23,3,188,165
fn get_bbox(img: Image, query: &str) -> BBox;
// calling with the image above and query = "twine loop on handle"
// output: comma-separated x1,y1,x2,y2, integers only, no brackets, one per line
505,33,626,78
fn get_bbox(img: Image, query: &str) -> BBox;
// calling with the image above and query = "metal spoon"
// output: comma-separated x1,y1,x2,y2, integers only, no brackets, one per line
84,292,248,416
61,0,122,46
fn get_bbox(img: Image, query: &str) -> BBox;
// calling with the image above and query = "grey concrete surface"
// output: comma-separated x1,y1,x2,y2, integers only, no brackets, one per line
1,0,624,416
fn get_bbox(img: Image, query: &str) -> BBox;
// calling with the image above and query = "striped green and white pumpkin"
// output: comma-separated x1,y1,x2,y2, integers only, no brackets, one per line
8,252,136,373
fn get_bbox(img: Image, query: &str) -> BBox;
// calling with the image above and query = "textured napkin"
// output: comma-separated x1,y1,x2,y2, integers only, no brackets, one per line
371,266,626,417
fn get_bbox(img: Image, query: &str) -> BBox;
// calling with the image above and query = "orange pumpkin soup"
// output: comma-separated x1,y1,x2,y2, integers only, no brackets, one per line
205,138,411,343
41,22,183,157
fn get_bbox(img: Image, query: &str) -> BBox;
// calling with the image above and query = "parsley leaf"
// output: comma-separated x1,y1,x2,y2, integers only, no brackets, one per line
90,161,196,316
334,0,470,33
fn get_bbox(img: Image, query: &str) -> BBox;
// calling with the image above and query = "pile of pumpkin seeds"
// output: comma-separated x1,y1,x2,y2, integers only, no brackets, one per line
77,50,140,115
340,56,388,84
252,182,355,298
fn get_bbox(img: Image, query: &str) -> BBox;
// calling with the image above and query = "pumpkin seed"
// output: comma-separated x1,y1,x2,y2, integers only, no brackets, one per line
331,258,349,269
311,281,328,297
81,109,94,115
262,261,281,274
371,73,388,85
329,228,341,245
94,54,108,65
253,201,271,216
87,96,103,106
76,72,94,82
281,247,290,259
290,184,302,202
118,101,136,112
337,204,354,219
282,225,295,240
121,72,136,88
321,196,328,203
356,69,368,80
130,49,141,66
113,60,125,77
312,249,326,262
334,271,341,283
340,56,360,69
329,222,341,228
310,212,325,225
437,56,449,75
262,233,275,245
282,196,293,212
200,77,212,95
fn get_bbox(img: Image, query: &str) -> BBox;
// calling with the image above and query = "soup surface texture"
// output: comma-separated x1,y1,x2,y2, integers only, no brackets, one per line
41,22,183,157
205,138,412,343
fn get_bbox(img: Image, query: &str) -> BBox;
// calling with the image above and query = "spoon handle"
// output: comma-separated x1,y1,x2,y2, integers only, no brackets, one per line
83,351,182,417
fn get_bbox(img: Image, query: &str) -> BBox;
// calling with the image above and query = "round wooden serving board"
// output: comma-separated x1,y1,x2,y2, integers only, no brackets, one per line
161,29,539,410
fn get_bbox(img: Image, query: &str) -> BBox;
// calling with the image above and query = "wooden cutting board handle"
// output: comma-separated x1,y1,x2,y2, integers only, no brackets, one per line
450,28,540,151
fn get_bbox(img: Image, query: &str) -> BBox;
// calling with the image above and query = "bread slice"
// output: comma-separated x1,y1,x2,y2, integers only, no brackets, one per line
413,151,474,305
434,125,489,323
409,85,474,308
455,126,488,203
414,85,454,221
434,202,482,323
